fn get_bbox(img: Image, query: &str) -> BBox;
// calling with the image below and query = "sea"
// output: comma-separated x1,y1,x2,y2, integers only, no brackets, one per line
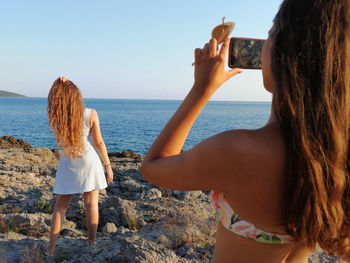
0,98,271,156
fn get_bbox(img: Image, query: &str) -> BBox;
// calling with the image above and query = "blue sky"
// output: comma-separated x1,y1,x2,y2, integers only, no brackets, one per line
0,0,282,101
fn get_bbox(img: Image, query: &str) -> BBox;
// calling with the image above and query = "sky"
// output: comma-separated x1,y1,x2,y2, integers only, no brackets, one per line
0,0,282,101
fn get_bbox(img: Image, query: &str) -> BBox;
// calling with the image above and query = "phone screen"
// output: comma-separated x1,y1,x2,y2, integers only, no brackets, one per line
228,37,265,69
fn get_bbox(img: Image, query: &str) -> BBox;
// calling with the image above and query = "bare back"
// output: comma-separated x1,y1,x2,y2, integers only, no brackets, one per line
210,122,312,262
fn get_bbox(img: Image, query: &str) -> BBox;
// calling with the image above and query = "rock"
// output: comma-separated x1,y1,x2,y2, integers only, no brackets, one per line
119,178,143,193
0,231,27,240
103,223,117,233
60,228,84,237
109,150,142,160
28,147,59,164
66,200,86,228
138,218,147,227
117,226,129,235
105,242,123,258
172,191,205,201
99,188,107,196
101,207,121,227
100,196,138,228
61,220,76,230
0,136,32,150
9,212,50,226
143,188,162,200
184,191,205,200
117,236,189,263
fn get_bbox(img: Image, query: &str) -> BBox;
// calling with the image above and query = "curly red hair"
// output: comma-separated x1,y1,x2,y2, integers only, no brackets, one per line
47,77,85,158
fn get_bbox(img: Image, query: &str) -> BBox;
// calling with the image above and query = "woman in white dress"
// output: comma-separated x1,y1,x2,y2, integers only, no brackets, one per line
43,77,113,256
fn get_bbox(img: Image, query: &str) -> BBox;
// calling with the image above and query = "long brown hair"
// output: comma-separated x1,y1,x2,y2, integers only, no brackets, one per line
271,0,350,258
47,77,85,158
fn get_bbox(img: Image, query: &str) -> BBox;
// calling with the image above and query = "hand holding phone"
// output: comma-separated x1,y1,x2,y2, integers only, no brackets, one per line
228,37,265,69
193,38,243,91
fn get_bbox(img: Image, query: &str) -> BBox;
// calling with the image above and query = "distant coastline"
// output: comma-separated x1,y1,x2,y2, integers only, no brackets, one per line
0,90,26,97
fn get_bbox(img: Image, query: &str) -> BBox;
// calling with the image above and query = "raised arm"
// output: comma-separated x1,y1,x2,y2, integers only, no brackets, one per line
90,109,113,184
140,38,242,190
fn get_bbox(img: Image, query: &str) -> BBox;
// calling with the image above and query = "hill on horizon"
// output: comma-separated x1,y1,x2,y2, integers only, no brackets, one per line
0,90,26,97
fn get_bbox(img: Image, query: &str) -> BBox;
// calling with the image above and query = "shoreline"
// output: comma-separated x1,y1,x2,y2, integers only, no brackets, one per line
0,135,146,158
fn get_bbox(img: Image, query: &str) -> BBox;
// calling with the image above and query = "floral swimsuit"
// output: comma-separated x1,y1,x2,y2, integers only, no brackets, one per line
211,191,294,244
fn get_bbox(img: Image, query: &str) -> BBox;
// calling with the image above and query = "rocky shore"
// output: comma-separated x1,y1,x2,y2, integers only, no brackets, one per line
0,136,341,262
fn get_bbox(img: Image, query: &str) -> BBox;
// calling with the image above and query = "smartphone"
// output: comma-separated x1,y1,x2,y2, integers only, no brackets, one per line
228,37,265,69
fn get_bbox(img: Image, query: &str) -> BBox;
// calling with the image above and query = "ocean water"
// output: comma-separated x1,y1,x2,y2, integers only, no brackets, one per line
0,98,271,156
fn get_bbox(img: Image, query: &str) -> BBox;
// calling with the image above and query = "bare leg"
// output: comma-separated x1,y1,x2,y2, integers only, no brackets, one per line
83,190,99,246
46,194,73,255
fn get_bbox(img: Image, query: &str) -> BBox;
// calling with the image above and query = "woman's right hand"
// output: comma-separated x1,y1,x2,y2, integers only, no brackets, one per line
193,37,243,95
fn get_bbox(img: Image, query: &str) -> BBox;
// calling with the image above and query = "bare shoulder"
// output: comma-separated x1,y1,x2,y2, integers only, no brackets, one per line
202,124,286,189
90,108,97,117
206,126,280,159
90,108,100,119
216,123,285,159
89,108,99,127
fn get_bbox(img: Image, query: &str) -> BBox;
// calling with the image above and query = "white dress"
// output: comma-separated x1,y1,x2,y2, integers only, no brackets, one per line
53,108,108,194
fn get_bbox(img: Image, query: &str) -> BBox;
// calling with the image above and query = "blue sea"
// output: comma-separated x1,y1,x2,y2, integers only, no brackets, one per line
0,98,271,156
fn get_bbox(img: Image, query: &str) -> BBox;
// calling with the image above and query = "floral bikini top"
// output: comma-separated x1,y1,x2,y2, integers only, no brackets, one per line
211,191,294,244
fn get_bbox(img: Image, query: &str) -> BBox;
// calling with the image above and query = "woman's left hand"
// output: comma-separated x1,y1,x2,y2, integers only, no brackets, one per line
193,37,243,95
106,166,113,184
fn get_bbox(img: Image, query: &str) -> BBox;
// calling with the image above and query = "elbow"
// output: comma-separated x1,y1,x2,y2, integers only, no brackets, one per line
140,162,149,180
140,161,169,189
94,140,105,149
140,161,154,183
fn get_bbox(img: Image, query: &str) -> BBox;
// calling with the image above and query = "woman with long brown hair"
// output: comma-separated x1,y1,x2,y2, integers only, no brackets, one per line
141,0,350,261
43,77,113,256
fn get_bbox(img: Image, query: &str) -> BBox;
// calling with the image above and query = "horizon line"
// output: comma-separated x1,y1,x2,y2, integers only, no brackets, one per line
1,96,272,103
